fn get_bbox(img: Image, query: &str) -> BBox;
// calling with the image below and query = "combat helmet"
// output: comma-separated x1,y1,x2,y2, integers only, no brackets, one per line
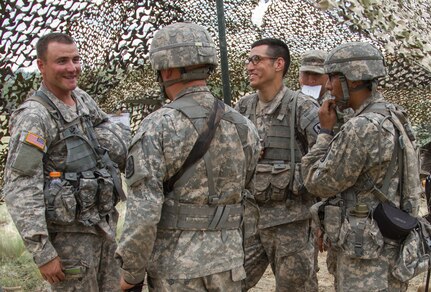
150,22,217,71
324,42,387,107
95,121,131,172
324,42,387,81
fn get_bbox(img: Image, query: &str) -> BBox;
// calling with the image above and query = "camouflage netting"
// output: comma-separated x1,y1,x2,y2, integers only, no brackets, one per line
1,0,431,188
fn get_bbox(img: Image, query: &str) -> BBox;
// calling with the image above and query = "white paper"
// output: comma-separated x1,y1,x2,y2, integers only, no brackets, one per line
301,85,321,100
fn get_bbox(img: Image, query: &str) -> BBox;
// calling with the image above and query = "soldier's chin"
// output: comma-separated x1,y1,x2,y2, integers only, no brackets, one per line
249,81,259,89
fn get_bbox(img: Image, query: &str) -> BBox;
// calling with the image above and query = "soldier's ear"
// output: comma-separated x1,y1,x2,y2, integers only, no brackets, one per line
37,58,45,73
274,57,284,73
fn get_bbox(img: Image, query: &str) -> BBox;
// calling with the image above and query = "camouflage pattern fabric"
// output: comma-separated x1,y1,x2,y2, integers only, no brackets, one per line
300,50,327,74
302,91,421,291
116,86,260,285
243,220,318,291
324,42,387,81
421,142,431,177
336,243,408,291
95,121,131,172
50,232,120,292
3,84,123,289
235,85,320,291
149,22,218,71
147,268,243,292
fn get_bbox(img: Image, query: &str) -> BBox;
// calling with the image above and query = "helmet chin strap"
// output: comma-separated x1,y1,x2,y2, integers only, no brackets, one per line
336,76,377,110
159,67,213,89
338,75,350,108
157,67,213,99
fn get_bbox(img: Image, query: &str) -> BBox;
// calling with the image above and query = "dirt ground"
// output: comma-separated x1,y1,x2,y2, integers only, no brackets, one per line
249,251,426,291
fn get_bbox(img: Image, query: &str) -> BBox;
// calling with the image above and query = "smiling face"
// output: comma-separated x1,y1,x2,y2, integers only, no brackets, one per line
246,44,280,90
37,41,81,99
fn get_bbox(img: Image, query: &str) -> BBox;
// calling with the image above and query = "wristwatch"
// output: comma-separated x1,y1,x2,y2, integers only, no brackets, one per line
319,128,335,136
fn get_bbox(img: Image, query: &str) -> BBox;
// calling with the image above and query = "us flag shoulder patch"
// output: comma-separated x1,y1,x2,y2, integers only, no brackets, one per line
25,132,46,151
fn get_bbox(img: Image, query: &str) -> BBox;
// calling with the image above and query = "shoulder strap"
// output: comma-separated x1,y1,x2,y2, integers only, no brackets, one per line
288,91,300,192
164,98,225,194
368,128,401,203
29,91,65,124
362,104,407,207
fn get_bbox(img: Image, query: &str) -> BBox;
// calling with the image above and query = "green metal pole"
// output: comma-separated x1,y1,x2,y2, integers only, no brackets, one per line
216,0,232,106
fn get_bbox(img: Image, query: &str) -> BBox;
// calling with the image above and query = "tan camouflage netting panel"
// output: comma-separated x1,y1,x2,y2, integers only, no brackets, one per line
1,0,430,187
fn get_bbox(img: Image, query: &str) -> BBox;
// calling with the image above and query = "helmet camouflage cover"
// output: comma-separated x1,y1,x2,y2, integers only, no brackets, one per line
324,42,387,81
149,22,218,71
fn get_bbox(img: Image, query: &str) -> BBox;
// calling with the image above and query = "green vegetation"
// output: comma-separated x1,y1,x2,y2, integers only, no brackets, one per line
0,204,48,291
0,202,127,291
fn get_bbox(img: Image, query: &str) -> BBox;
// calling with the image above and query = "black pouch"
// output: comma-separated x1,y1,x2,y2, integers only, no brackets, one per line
373,202,418,240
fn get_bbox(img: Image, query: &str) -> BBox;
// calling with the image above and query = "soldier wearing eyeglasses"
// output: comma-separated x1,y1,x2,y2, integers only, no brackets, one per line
235,38,320,291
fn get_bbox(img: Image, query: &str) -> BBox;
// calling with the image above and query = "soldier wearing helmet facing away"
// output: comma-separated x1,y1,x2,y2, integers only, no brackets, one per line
115,22,260,291
302,42,422,291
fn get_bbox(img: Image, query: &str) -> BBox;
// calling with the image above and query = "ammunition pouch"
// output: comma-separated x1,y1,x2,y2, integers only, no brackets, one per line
44,168,116,227
45,179,77,225
95,168,116,216
313,198,384,259
254,162,305,205
76,171,100,226
322,198,345,244
338,212,384,259
158,201,243,231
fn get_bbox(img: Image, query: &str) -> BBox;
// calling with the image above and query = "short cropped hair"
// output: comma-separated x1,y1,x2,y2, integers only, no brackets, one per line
36,32,75,61
251,38,290,77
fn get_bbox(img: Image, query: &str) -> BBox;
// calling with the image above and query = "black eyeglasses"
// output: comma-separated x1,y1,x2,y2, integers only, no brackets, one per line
245,55,278,65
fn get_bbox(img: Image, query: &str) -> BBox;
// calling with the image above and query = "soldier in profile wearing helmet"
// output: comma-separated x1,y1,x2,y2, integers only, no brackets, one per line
302,42,422,291
115,22,260,291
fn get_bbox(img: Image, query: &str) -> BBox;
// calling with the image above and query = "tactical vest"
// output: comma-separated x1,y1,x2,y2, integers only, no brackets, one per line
27,91,122,227
239,90,305,164
157,95,250,232
341,100,419,212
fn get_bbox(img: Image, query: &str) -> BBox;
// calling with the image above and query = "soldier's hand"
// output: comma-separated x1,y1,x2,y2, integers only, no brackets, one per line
39,256,65,284
120,276,135,291
318,99,337,131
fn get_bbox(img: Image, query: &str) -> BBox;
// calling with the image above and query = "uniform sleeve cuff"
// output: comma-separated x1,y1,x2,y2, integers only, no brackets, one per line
33,242,58,267
121,268,145,285
318,128,335,136
316,132,333,146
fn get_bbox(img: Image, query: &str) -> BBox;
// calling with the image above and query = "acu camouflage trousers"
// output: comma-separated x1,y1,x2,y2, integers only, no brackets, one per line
147,268,243,291
49,232,120,292
243,219,318,292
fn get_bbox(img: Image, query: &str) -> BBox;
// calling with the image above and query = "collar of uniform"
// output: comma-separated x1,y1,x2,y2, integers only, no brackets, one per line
257,85,287,116
353,90,384,117
39,84,90,123
174,85,211,101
